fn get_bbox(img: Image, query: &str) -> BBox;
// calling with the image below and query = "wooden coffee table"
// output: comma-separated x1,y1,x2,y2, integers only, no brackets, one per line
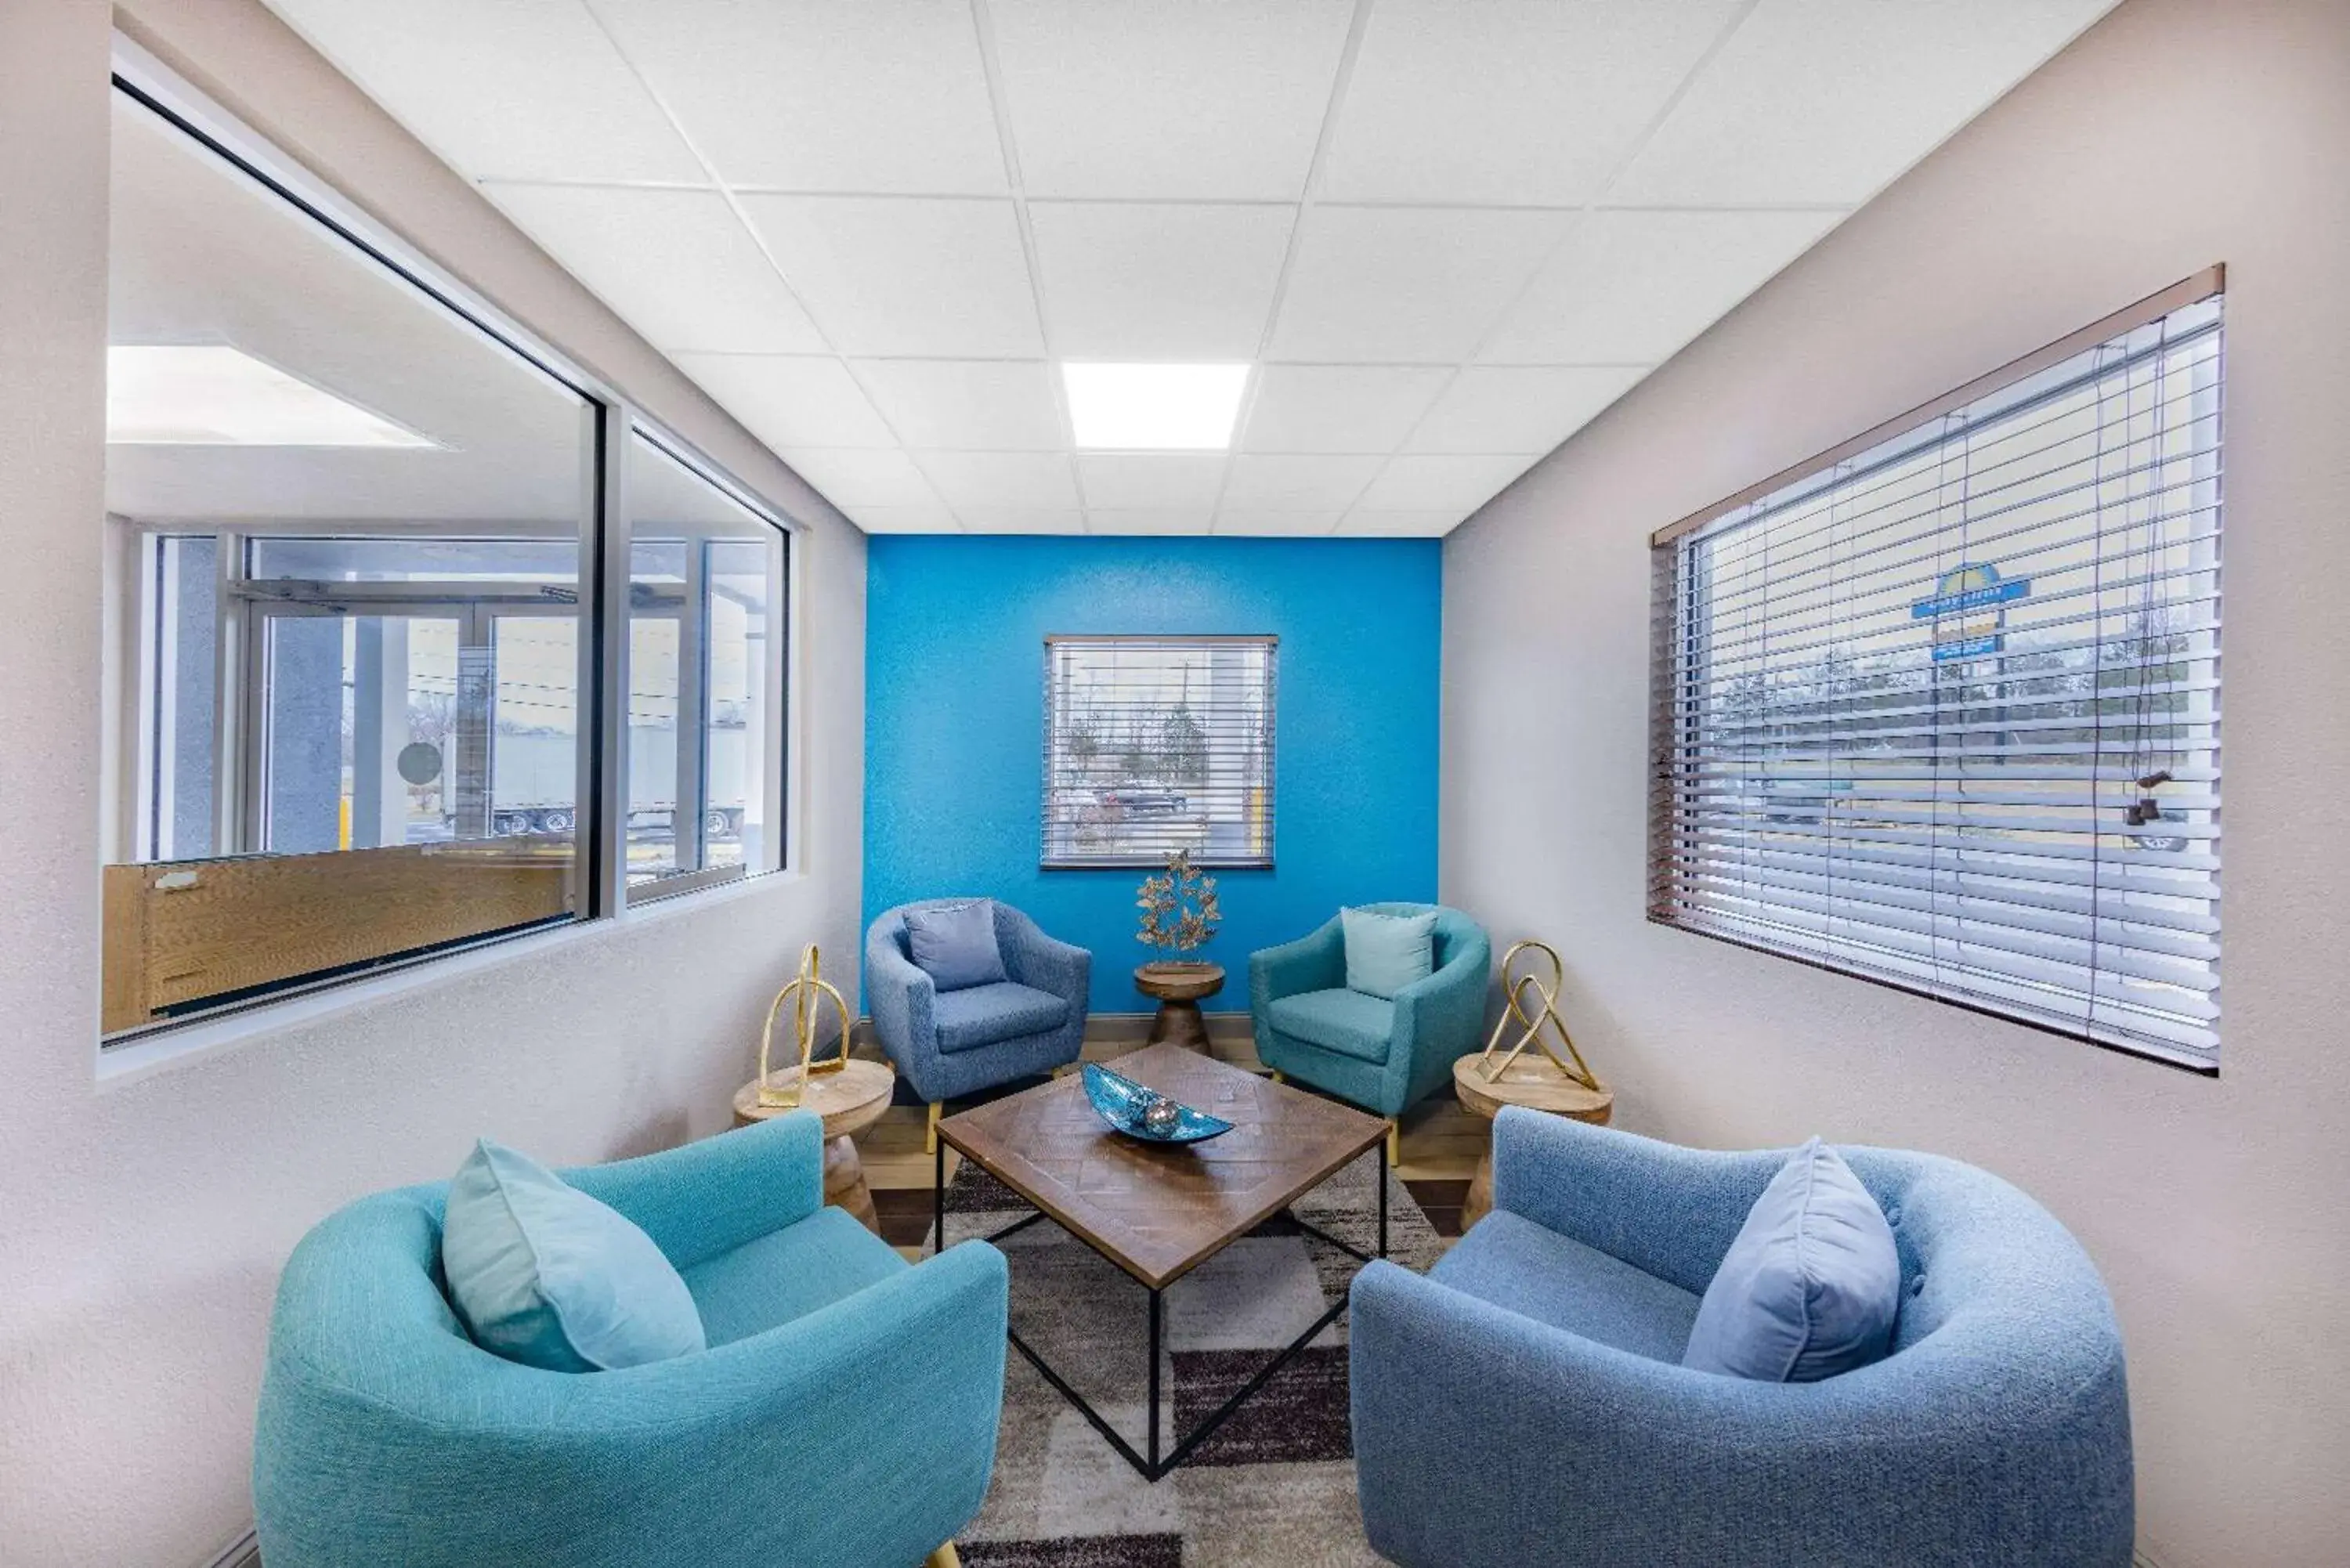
936,1042,1389,1480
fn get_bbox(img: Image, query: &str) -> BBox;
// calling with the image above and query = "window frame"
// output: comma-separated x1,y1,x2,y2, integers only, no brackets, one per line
1039,632,1279,873
1646,267,2225,1077
99,38,801,1047
620,425,794,905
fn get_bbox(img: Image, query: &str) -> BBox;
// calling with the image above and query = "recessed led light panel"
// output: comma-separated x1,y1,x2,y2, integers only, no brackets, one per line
1062,362,1249,450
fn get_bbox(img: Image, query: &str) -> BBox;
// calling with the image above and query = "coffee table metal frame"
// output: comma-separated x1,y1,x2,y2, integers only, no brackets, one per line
934,1131,1388,1482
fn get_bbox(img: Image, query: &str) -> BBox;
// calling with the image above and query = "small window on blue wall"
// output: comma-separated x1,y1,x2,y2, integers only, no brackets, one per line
1043,635,1275,869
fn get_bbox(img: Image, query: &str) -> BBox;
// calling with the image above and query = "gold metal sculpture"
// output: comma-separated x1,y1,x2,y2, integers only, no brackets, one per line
755,943,853,1109
1477,940,1602,1091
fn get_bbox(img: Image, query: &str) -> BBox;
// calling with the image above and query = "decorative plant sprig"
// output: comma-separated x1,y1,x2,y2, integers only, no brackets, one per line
1136,849,1221,964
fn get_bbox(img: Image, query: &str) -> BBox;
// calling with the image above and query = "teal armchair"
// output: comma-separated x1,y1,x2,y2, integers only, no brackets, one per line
254,1113,1009,1568
1249,903,1491,1158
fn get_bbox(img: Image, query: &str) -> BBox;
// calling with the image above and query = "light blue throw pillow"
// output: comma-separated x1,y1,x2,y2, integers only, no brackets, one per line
441,1138,706,1373
904,900,1008,992
1342,907,1438,999
1682,1137,1900,1382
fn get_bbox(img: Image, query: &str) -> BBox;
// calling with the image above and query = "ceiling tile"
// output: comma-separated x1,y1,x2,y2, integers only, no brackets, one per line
1029,203,1293,359
1219,454,1383,511
266,0,703,183
1357,454,1531,512
740,197,1043,357
1480,208,1842,365
277,0,2110,546
671,354,896,448
779,447,941,508
1214,510,1344,536
959,508,1087,533
1320,0,1742,205
1340,509,1462,537
1086,508,1217,534
849,503,962,533
1075,453,1228,510
987,0,1355,200
1266,207,1571,363
485,185,825,353
1238,365,1452,453
1611,0,2118,206
914,451,1082,511
849,359,1065,450
1405,365,1649,455
590,0,1007,193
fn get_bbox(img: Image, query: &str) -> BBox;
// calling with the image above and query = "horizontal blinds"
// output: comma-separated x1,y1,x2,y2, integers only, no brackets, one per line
1649,285,2225,1069
1042,636,1276,868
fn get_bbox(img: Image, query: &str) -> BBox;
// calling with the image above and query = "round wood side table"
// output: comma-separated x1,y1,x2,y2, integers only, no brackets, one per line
732,1057,895,1234
1452,1052,1614,1230
1133,961,1224,1053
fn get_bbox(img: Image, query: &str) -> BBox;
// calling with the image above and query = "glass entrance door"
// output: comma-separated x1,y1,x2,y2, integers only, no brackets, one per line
257,609,464,853
255,603,581,854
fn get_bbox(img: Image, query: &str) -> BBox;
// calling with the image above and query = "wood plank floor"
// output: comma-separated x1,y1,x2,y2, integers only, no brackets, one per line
863,1024,1486,1249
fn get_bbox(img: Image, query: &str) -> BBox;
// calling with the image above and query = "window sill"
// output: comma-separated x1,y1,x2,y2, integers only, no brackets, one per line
625,862,752,905
620,863,797,922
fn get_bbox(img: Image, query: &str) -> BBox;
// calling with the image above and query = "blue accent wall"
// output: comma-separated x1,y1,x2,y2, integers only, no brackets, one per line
864,535,1441,1015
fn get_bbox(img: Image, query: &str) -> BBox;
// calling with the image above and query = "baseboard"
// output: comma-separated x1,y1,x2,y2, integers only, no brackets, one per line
201,1526,258,1568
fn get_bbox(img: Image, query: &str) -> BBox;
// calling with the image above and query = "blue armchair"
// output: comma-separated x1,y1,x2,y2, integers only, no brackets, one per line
1249,903,1491,1162
1350,1109,2135,1567
255,1113,1010,1568
867,898,1090,1152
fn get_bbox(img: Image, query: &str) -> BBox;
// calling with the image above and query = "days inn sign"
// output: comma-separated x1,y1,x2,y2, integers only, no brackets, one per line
1912,562,2029,661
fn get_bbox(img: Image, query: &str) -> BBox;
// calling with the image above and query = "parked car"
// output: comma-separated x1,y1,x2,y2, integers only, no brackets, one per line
1098,787,1188,817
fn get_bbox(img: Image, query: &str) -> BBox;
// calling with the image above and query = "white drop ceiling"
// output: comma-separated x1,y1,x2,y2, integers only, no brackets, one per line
265,0,2116,537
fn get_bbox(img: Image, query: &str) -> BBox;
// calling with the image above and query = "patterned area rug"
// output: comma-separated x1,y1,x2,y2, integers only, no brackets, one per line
926,1152,1443,1568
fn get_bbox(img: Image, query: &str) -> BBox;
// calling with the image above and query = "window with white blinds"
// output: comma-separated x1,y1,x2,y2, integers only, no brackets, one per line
1649,269,2225,1071
1043,635,1275,869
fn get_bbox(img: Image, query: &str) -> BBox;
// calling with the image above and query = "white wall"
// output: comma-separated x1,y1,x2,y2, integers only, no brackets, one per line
1441,2,2350,1564
0,2,867,1562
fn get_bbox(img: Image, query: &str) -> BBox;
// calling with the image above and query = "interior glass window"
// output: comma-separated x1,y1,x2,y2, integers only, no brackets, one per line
625,434,787,891
102,90,595,1035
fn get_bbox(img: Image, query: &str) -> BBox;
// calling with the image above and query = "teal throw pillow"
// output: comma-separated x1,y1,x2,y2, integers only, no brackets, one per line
441,1138,706,1372
1342,907,1438,999
1682,1137,1900,1382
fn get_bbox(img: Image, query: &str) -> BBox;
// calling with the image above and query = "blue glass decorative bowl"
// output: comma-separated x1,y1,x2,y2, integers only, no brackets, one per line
1081,1062,1234,1143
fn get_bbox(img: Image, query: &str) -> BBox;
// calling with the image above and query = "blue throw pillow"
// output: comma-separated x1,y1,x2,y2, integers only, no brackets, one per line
441,1138,706,1373
1342,907,1438,999
1682,1137,1900,1382
904,900,1008,992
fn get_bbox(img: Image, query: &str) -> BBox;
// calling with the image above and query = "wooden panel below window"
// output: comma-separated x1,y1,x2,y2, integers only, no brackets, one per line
101,838,573,1034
